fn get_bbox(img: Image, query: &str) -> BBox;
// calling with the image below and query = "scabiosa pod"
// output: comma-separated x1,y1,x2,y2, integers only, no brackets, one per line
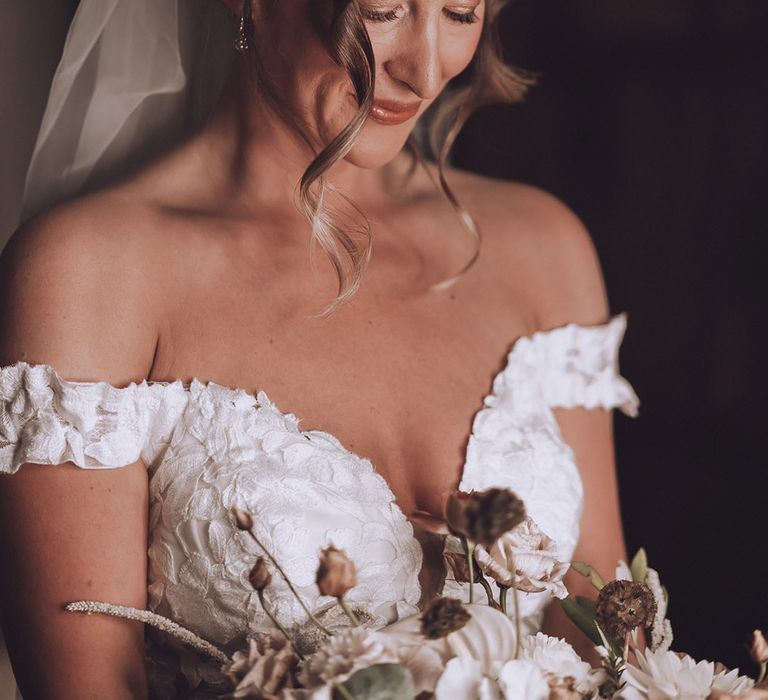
445,488,526,548
444,488,526,607
419,597,472,640
594,579,657,641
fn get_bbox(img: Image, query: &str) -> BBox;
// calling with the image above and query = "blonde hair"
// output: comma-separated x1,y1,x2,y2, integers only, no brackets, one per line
248,0,536,313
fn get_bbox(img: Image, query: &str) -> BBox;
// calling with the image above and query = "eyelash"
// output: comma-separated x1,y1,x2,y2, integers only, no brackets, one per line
362,7,480,25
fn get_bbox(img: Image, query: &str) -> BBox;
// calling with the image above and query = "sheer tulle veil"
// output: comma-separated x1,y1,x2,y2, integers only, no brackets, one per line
21,0,236,222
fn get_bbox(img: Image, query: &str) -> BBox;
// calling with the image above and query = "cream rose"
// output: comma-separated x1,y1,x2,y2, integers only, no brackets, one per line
474,516,569,598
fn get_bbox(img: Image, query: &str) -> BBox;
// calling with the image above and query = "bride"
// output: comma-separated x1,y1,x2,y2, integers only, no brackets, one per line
0,0,639,697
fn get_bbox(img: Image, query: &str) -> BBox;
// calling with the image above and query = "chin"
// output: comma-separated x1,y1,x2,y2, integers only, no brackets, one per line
342,129,411,170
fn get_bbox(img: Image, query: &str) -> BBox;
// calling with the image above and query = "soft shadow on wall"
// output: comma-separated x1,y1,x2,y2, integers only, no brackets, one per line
455,0,768,672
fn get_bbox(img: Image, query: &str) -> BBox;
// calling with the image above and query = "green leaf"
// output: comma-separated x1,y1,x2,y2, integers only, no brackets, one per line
630,548,649,583
333,663,416,700
559,597,602,646
575,596,596,615
570,561,606,590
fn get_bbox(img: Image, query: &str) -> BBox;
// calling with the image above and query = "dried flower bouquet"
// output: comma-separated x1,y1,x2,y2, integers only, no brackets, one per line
66,489,767,699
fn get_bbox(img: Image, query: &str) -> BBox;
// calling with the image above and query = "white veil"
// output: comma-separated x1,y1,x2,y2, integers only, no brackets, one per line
21,0,237,222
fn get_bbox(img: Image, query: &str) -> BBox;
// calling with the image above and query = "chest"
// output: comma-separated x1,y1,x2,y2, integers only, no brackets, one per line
150,241,535,517
145,323,585,637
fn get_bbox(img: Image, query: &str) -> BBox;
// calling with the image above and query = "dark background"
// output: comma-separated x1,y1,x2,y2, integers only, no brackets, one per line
454,0,767,672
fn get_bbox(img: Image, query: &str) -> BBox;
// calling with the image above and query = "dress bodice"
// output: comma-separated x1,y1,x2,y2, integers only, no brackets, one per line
0,314,639,698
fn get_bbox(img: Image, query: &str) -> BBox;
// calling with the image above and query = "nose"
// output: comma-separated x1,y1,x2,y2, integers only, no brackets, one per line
382,14,444,100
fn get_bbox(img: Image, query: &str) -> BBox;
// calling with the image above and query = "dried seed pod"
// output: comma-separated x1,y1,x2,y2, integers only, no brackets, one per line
248,557,272,591
316,546,357,598
232,506,254,531
595,579,657,639
445,489,526,547
419,596,471,639
444,551,483,584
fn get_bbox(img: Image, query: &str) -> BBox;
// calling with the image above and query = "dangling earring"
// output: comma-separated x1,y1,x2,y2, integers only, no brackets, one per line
235,0,252,52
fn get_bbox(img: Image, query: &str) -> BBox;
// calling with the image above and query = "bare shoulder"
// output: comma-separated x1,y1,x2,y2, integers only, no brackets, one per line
0,190,166,383
443,165,611,330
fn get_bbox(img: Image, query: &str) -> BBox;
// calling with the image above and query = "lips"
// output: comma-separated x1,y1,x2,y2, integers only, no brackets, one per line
346,92,422,125
369,99,422,125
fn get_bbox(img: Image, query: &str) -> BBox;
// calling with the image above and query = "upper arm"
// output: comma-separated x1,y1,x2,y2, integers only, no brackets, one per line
511,187,630,650
0,457,150,699
0,202,159,379
522,187,625,547
0,206,159,698
508,185,623,553
542,405,626,663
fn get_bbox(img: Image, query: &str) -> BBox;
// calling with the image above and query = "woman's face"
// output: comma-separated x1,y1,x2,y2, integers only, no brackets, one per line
250,0,486,168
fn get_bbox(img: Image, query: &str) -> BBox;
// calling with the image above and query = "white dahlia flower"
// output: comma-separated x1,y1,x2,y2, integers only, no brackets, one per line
711,665,756,695
519,632,599,695
619,648,755,700
497,659,550,700
435,657,502,700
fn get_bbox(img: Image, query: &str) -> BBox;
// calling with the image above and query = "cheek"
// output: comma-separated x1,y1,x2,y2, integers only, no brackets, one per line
444,32,484,79
314,79,363,147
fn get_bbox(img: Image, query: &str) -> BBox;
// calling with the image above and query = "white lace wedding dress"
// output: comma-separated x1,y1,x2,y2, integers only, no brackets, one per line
0,314,639,698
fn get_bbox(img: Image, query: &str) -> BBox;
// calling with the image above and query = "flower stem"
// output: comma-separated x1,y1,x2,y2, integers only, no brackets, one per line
463,538,475,604
478,576,495,608
257,590,304,660
243,527,332,636
337,596,361,627
758,660,766,684
507,551,522,660
511,586,521,659
499,585,508,615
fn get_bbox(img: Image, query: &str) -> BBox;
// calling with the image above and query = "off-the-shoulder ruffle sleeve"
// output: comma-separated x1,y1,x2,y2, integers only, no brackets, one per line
512,313,640,417
0,361,189,475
